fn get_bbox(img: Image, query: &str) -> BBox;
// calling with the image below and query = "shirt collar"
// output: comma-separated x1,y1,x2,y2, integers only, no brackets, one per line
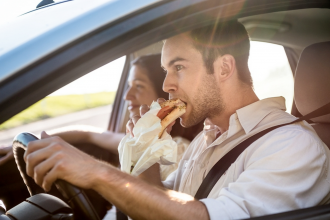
202,97,286,146
236,97,286,134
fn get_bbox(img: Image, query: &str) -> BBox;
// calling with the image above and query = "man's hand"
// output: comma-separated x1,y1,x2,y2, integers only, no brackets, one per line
24,131,102,192
22,131,208,220
126,98,176,137
0,145,13,166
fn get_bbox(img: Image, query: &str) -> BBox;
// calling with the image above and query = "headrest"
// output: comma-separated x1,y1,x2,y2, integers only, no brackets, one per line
294,41,330,123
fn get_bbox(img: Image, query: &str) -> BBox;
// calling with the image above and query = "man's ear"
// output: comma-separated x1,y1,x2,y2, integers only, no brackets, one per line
214,54,236,81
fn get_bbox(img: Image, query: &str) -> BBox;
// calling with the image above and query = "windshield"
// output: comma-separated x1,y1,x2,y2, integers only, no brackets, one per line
0,0,160,82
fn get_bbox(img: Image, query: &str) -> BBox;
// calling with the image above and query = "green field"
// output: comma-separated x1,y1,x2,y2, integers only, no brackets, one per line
0,92,116,130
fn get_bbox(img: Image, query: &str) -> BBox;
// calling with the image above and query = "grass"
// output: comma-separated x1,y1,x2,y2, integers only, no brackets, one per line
0,92,116,130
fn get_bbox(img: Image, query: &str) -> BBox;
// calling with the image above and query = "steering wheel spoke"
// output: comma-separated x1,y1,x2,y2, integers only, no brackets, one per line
12,132,100,220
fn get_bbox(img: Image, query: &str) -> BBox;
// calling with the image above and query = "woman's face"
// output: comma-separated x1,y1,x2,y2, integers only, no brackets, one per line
124,65,159,118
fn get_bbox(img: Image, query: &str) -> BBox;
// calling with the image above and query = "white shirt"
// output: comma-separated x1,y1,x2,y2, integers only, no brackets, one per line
160,136,190,181
163,97,330,219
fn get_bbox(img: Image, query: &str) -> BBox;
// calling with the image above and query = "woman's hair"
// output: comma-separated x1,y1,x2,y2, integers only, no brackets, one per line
131,54,203,141
131,54,168,99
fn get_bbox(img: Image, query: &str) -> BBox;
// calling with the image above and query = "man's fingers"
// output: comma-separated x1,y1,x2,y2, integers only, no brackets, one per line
157,98,166,104
140,104,150,116
25,142,61,177
42,166,60,192
24,137,62,162
166,120,176,134
33,153,60,187
41,131,51,139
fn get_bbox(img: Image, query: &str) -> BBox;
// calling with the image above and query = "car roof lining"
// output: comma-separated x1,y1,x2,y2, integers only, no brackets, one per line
240,8,330,53
133,8,330,57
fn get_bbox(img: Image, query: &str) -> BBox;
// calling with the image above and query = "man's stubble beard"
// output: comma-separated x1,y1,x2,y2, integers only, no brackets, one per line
182,75,224,127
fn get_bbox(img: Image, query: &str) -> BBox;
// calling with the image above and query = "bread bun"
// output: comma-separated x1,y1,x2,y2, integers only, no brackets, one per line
157,99,186,138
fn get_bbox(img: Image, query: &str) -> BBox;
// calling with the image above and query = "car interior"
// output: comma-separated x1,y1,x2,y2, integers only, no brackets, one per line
1,2,330,219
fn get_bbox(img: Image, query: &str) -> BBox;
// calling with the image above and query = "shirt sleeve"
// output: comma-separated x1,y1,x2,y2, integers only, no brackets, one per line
200,127,329,219
162,169,177,189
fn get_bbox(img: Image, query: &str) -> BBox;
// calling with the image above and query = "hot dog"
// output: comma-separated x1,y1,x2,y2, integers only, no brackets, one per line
156,99,186,138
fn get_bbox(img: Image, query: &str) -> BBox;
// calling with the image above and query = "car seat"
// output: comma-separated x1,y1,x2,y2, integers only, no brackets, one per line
294,41,330,148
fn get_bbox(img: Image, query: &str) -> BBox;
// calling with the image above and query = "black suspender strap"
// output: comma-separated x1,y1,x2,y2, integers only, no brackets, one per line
194,102,330,200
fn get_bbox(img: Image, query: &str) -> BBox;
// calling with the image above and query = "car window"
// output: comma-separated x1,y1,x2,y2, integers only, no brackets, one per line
249,41,294,113
0,56,126,145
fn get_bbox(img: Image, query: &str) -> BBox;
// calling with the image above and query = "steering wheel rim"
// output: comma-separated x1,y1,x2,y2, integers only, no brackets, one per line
12,132,100,220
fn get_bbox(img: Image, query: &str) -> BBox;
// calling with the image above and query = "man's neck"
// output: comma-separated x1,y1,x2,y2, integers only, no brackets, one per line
209,88,259,134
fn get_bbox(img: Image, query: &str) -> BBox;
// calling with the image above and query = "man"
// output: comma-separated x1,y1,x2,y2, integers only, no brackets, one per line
24,21,330,219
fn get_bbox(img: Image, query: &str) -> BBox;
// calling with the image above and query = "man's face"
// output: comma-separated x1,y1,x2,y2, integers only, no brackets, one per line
161,33,224,127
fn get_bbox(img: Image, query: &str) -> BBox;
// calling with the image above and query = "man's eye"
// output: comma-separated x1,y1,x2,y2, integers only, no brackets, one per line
136,84,144,89
162,69,167,74
175,65,183,71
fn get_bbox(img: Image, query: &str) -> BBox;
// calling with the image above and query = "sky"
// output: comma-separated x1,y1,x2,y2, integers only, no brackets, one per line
50,56,126,96
0,0,54,26
0,0,294,110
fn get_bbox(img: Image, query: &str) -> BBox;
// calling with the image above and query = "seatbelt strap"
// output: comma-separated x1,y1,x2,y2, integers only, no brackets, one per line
194,102,330,200
116,208,128,220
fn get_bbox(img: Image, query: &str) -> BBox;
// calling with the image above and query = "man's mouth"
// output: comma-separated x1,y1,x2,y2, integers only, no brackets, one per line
177,99,187,109
169,97,187,105
179,100,188,118
174,99,187,117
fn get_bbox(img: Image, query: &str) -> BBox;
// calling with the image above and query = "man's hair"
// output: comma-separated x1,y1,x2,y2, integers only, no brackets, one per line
190,20,252,86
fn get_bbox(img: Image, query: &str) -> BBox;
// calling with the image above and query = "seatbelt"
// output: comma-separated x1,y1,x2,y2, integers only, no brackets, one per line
116,208,128,220
194,102,330,200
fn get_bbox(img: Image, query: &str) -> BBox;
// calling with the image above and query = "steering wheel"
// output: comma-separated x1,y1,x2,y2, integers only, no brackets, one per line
12,132,100,220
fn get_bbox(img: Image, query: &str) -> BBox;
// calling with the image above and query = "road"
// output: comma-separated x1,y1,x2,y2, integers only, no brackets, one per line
0,105,112,146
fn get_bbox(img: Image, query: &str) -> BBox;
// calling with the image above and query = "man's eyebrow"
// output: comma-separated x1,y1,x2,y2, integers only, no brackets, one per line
166,57,187,68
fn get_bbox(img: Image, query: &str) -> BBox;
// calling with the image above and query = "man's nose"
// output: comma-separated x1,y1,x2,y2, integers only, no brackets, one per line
163,73,177,94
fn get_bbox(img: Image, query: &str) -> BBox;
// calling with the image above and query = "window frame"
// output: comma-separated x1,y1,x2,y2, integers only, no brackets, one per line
1,0,329,125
